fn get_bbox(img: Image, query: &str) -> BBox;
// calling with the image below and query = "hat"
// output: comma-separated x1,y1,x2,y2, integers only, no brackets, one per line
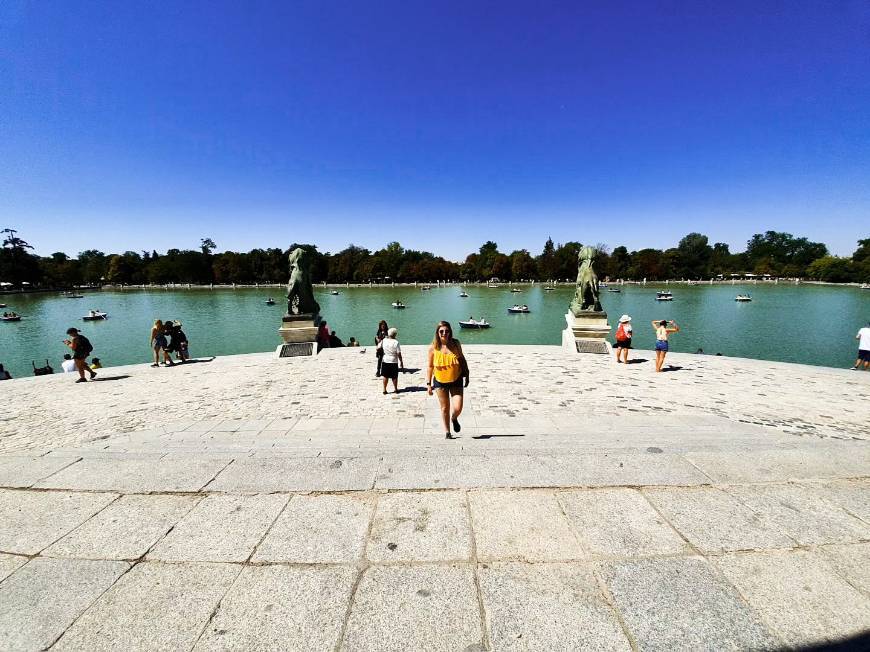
618,314,631,323
387,327,398,337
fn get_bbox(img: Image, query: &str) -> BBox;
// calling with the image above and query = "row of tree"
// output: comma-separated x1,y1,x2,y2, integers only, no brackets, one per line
1,228,868,287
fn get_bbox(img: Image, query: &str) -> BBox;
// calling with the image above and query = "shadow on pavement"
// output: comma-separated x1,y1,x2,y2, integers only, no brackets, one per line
661,365,684,372
472,434,526,439
91,375,131,382
626,358,649,364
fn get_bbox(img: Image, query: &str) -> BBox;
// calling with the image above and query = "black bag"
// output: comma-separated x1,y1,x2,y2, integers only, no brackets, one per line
77,335,94,356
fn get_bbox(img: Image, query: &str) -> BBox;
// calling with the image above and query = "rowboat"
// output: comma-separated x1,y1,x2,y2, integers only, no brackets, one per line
655,291,673,301
734,295,752,302
265,298,276,305
1,314,21,322
459,318,490,329
507,305,530,313
391,301,406,309
82,310,108,321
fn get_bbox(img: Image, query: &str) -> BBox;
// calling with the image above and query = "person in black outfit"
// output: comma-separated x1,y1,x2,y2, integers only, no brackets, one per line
374,320,388,377
173,322,190,362
329,330,344,348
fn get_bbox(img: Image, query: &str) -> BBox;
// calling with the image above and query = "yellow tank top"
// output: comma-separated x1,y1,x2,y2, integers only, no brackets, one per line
433,348,461,383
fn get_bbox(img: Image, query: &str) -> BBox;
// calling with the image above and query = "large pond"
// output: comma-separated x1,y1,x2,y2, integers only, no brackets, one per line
1,283,868,378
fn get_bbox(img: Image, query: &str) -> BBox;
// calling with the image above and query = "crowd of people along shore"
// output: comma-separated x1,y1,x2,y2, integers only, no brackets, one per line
1,318,869,394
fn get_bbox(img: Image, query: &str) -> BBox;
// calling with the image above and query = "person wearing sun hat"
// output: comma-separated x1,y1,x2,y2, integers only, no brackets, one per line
614,314,633,364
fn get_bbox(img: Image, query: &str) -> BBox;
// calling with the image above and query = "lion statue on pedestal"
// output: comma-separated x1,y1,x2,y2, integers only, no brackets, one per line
286,247,320,316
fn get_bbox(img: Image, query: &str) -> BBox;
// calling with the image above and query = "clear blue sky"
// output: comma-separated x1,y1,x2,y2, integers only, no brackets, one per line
2,1,868,260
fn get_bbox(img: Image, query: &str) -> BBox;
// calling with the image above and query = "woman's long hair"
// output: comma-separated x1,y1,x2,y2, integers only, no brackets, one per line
377,319,388,333
152,319,163,333
431,320,460,353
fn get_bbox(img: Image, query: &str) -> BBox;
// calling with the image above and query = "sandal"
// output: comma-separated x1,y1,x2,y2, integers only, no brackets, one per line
452,417,461,433
445,432,455,439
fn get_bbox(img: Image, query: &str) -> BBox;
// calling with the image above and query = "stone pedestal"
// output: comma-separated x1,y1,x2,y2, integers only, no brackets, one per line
562,310,612,354
276,314,318,357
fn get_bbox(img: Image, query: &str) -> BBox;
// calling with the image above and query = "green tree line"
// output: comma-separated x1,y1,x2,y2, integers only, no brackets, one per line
1,228,868,287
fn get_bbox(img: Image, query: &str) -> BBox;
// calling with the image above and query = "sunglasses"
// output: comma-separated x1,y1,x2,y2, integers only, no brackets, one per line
438,329,451,335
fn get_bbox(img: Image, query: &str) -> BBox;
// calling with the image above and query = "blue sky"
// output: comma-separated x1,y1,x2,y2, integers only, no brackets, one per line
1,1,868,260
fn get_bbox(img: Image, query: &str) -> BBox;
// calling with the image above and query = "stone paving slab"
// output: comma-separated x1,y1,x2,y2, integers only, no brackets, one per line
193,565,357,651
367,490,472,563
252,494,374,563
599,556,782,650
479,561,631,651
0,489,117,555
685,447,870,483
559,488,688,557
819,542,870,594
0,456,80,488
0,557,128,651
34,457,232,492
724,483,870,545
0,553,27,582
52,561,241,652
642,486,796,553
340,564,483,652
43,494,201,560
206,456,380,492
147,494,289,562
716,550,870,647
469,490,584,562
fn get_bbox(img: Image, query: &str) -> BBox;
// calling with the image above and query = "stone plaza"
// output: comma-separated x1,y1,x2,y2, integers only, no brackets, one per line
1,345,869,650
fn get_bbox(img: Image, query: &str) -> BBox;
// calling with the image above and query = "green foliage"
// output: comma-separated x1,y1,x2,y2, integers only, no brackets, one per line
2,228,867,288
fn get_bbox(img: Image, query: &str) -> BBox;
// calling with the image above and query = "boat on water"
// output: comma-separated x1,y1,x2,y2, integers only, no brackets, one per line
655,291,674,301
861,283,870,290
0,303,6,308
544,286,555,291
487,284,499,288
421,286,431,291
735,295,752,302
265,298,276,305
510,288,521,293
63,293,84,299
330,290,340,295
607,287,621,293
507,305,530,313
459,291,468,297
1,313,21,322
391,301,406,309
83,310,108,321
459,318,490,329
599,283,608,287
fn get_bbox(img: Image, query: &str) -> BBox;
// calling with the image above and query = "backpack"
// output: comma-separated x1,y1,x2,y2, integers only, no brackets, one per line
616,323,629,341
77,335,94,356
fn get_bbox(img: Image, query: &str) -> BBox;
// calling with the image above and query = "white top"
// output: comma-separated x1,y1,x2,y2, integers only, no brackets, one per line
61,359,77,373
619,323,633,337
858,327,870,350
379,338,402,364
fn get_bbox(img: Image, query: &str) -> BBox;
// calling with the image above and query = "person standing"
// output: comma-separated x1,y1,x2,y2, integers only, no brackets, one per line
150,320,168,367
0,363,11,380
852,321,870,370
64,327,96,383
173,322,190,362
426,321,469,439
378,327,404,394
651,319,680,372
614,314,633,364
61,354,76,373
374,320,388,376
316,319,330,353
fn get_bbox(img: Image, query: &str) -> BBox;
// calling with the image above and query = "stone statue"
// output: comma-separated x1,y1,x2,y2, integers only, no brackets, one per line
286,247,320,316
569,245,603,313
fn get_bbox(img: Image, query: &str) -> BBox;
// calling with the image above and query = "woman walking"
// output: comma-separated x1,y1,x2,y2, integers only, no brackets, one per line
374,319,388,377
377,327,404,394
426,321,469,439
651,319,680,372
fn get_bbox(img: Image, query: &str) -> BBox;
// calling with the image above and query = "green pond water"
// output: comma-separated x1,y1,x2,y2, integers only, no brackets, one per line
1,283,868,379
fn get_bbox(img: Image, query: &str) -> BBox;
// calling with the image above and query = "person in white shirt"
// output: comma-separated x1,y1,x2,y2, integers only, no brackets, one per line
852,322,870,370
61,354,76,373
377,327,404,394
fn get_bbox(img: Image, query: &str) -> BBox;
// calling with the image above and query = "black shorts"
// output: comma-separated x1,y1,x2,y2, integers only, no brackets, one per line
615,338,632,349
381,362,399,379
433,377,463,393
859,349,870,362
